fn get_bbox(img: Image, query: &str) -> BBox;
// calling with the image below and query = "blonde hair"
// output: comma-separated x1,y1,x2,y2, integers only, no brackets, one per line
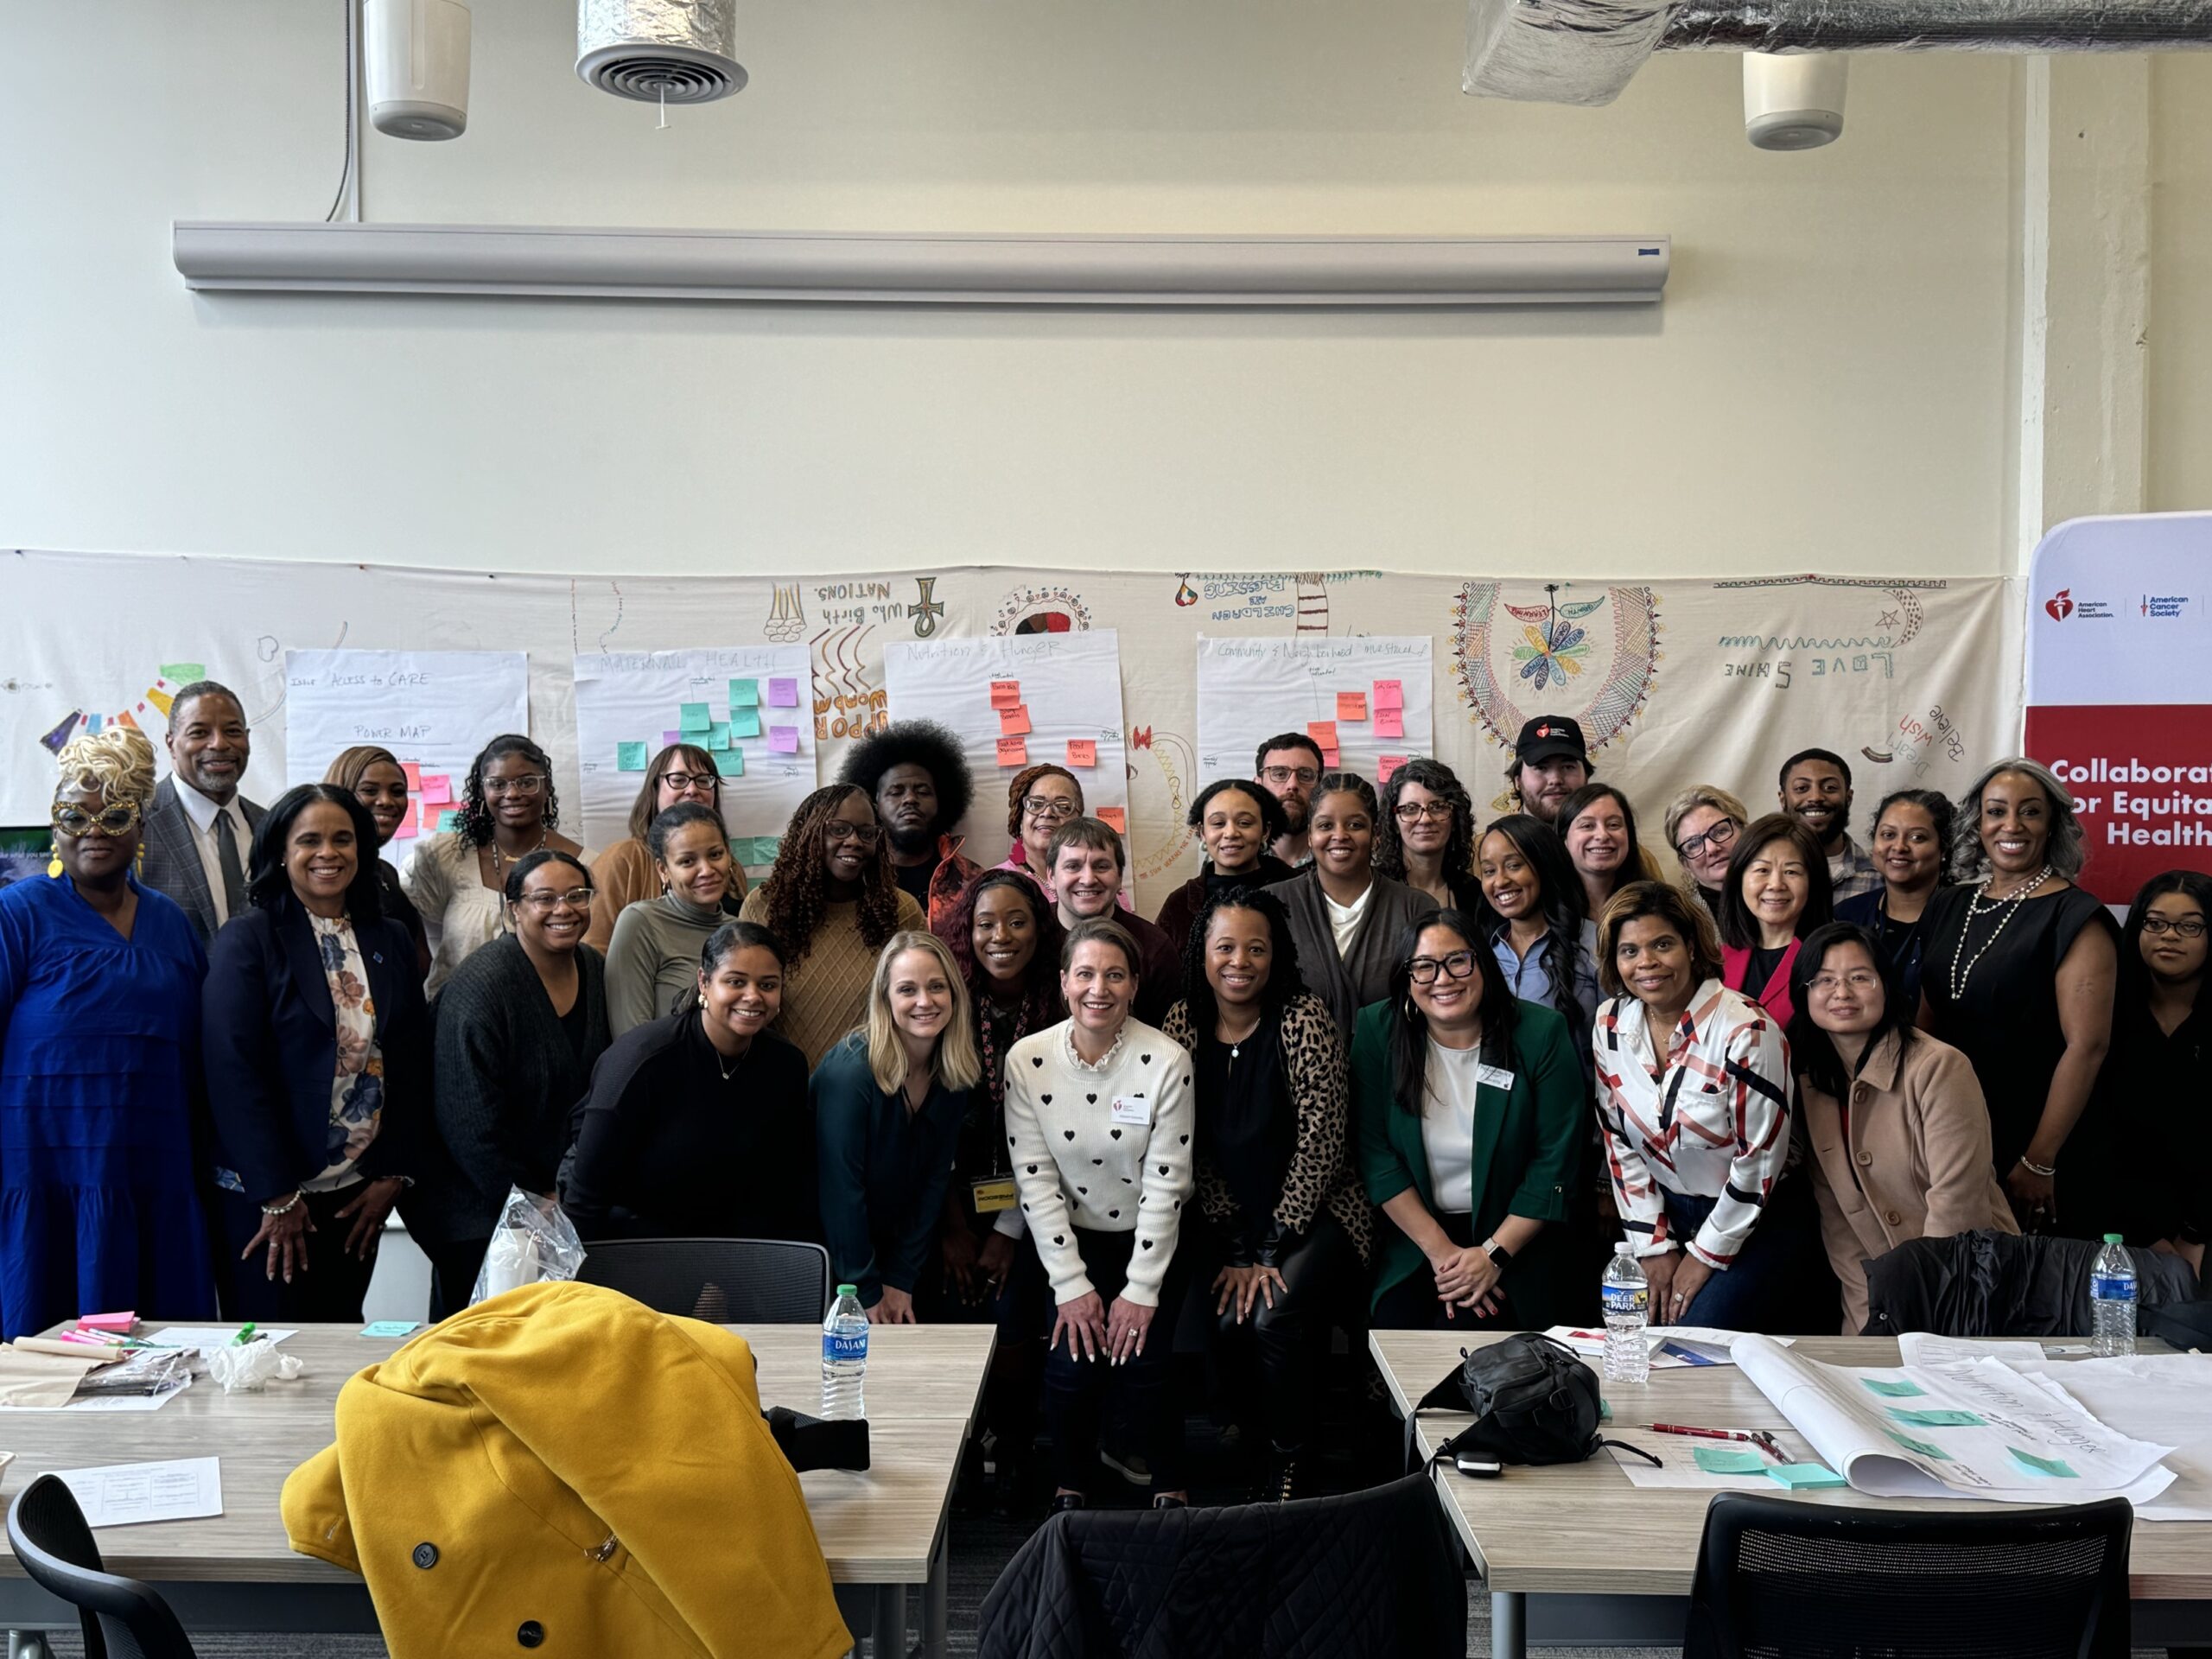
864,931,982,1096
54,727,157,815
1662,783,1750,851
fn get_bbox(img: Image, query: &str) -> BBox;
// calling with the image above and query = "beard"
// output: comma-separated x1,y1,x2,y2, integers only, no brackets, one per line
1279,795,1310,836
887,820,938,859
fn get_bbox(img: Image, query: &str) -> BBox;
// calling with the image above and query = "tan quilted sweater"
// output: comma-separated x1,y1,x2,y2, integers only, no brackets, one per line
735,888,925,1067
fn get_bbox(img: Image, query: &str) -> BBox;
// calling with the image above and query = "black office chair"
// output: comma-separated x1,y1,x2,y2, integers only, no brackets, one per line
1683,1490,2133,1659
576,1236,833,1323
6,1474,199,1659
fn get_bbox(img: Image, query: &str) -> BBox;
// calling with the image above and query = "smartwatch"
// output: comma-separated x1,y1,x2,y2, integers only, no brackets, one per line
1481,1236,1513,1270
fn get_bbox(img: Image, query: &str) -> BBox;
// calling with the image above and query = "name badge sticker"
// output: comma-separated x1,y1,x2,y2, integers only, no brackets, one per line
969,1175,1019,1214
1475,1064,1516,1091
1110,1094,1153,1127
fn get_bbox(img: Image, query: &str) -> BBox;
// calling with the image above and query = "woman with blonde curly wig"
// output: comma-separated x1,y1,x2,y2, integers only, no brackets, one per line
0,727,217,1337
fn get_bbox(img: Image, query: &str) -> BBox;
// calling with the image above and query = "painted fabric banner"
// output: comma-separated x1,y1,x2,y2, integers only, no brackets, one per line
0,551,2020,911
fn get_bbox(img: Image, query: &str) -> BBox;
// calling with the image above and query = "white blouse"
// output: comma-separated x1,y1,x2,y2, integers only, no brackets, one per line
1418,1039,1484,1214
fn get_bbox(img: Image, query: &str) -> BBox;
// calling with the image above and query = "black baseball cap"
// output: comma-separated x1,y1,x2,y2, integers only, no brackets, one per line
1515,715,1587,766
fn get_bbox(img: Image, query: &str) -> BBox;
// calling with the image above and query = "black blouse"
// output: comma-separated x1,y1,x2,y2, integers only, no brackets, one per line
1195,1023,1298,1254
2075,993,2209,1248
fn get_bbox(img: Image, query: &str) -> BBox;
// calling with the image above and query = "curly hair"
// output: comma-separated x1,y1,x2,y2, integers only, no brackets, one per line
1373,756,1474,886
943,868,1066,1027
837,719,974,840
1175,883,1308,1037
54,727,157,816
457,734,560,849
1003,763,1083,840
753,784,903,966
1949,758,2087,882
625,744,721,843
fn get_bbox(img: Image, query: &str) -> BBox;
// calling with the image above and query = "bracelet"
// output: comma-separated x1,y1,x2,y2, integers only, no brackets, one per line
2016,1155,2057,1179
259,1189,306,1217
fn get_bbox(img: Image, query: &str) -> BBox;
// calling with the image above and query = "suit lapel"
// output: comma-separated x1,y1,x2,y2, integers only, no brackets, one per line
148,779,218,940
279,906,338,1032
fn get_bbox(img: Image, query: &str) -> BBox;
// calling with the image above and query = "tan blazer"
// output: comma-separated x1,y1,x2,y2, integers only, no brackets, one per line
1801,1028,2018,1333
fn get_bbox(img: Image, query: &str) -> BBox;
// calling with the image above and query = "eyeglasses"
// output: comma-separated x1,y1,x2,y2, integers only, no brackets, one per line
825,821,882,845
517,887,594,912
1805,969,1884,995
1022,797,1080,821
659,771,716,793
1408,950,1478,985
52,803,140,838
1675,818,1739,861
1260,766,1320,788
1394,801,1455,823
2143,915,2209,939
482,774,548,798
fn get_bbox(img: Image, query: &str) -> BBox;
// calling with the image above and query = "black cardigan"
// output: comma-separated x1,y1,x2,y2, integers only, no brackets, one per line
409,935,611,1246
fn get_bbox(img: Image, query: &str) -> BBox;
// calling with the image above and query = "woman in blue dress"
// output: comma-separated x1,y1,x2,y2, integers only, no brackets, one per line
0,728,217,1338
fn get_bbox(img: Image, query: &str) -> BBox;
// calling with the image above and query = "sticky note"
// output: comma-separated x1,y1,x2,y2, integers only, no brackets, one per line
1306,720,1338,751
1767,1463,1847,1490
731,709,762,739
400,762,423,790
1372,678,1404,710
78,1312,135,1332
1320,749,1340,770
2009,1447,2078,1478
1097,806,1128,835
1883,1429,1951,1460
714,748,743,778
990,680,1022,709
1000,704,1033,737
768,725,800,754
1861,1377,1926,1398
1889,1408,1985,1427
419,774,452,805
768,677,800,707
391,804,419,840
1375,709,1405,739
996,735,1029,767
437,810,461,832
160,662,206,685
706,721,731,752
663,730,681,748
680,702,712,733
1378,754,1408,784
1337,692,1368,721
617,741,648,772
744,835,782,866
1066,739,1097,768
361,1320,420,1338
1694,1446,1767,1474
729,678,760,708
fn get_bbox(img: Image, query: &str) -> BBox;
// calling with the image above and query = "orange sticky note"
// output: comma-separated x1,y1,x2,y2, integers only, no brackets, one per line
1372,679,1404,711
1000,704,1033,737
1307,720,1338,752
1378,753,1409,784
1097,806,1128,835
996,735,1029,767
989,680,1022,709
400,762,423,790
1066,739,1097,767
1337,692,1368,721
1375,709,1405,740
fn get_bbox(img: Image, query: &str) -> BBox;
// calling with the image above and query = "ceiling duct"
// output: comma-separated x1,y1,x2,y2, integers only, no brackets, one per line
1465,0,2212,106
576,0,747,105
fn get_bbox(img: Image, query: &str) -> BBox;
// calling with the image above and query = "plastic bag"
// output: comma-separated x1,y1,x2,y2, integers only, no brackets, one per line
470,1187,587,1306
206,1343,306,1395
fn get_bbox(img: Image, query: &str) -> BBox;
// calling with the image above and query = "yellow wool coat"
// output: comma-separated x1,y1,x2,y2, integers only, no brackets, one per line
282,1281,850,1659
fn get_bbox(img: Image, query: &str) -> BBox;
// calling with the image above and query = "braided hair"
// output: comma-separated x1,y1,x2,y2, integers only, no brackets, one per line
1373,756,1475,887
456,734,560,849
753,784,902,967
1176,882,1308,1037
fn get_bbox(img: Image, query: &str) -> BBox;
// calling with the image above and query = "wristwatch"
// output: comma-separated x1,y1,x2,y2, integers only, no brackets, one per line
1481,1236,1513,1270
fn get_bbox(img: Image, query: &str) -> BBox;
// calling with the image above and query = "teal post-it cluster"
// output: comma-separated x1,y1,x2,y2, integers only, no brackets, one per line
616,741,648,772
2009,1447,2079,1478
1861,1377,1926,1398
1694,1446,1768,1475
1767,1463,1847,1490
1889,1408,1986,1427
1884,1429,1953,1461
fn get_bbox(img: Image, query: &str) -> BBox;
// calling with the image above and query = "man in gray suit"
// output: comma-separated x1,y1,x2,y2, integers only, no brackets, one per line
140,681,267,945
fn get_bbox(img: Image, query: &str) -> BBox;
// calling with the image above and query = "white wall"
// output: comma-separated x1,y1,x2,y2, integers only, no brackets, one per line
0,2,2042,578
2151,56,2212,515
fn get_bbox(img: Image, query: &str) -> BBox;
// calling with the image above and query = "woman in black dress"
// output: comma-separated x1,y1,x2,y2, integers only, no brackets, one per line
1921,758,2116,1236
1834,788,1952,1012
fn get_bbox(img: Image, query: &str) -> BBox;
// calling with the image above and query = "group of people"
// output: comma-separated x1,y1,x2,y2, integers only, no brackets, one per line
2,683,2204,1514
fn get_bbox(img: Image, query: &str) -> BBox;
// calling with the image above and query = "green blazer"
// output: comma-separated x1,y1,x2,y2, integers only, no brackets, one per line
1352,997,1586,1325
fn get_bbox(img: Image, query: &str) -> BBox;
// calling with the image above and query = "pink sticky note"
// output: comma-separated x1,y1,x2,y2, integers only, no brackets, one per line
77,1312,136,1332
1321,748,1341,770
391,804,420,841
1000,704,1033,737
1097,806,1128,835
1378,753,1409,784
1307,720,1338,751
768,725,800,753
996,735,1029,767
1336,692,1368,721
1375,709,1405,739
989,680,1022,709
400,762,423,791
663,729,681,747
1066,739,1097,767
767,677,800,707
1372,679,1404,711
418,773,452,805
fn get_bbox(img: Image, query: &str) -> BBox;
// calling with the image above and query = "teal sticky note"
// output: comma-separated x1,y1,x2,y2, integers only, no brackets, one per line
729,678,760,708
2009,1447,2079,1478
730,709,762,739
1889,1408,1986,1427
1862,1377,1927,1398
616,741,648,772
679,702,711,733
714,749,743,778
1694,1446,1767,1475
361,1320,420,1338
437,809,461,832
1767,1462,1847,1490
1884,1428,1952,1461
707,721,731,752
1599,1399,1611,1422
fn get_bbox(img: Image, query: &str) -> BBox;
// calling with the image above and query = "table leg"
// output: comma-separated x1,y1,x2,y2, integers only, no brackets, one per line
874,1582,908,1657
1491,1590,1525,1659
9,1634,52,1659
923,1538,950,1658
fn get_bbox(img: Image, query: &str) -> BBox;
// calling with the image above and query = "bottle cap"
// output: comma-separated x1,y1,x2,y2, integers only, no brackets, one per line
2102,1235,2122,1246
1615,1242,1634,1255
836,1283,858,1296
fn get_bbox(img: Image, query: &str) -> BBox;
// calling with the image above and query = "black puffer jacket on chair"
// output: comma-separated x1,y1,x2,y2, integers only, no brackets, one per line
1862,1229,2200,1338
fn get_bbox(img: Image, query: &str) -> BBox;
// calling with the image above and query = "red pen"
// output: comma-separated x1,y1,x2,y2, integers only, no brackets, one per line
1644,1422,1756,1442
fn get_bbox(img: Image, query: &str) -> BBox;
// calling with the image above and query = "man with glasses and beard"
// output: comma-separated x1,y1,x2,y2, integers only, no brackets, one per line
1253,732,1325,869
838,720,982,931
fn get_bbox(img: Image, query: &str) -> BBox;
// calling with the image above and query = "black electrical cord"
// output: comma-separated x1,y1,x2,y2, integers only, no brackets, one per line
321,0,358,223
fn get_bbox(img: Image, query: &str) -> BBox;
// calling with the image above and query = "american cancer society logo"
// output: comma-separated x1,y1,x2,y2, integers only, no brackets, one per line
2142,594,2190,619
2044,588,2115,620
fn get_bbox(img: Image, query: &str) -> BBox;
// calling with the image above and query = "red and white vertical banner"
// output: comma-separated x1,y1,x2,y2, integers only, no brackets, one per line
2024,512,2212,907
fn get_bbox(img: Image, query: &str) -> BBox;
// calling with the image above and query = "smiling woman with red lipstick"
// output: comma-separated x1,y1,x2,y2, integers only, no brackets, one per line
1718,814,1835,1030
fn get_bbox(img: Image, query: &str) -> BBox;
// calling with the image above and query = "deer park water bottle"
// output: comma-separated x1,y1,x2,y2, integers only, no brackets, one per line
1602,1243,1651,1384
821,1283,869,1419
2091,1235,2137,1358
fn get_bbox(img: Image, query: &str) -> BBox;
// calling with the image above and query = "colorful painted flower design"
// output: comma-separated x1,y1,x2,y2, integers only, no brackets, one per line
1514,620,1589,691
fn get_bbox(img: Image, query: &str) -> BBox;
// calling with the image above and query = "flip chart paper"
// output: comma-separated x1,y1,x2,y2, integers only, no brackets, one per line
1197,638,1434,794
54,1457,223,1529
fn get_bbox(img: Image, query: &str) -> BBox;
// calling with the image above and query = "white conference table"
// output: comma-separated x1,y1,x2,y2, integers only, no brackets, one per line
0,1321,995,1659
1371,1330,2212,1659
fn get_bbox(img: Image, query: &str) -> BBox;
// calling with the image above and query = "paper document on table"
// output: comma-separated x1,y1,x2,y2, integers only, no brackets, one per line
53,1457,222,1528
143,1326,298,1357
2011,1355,2212,1522
1543,1325,1790,1369
1735,1335,2174,1503
1604,1424,1822,1490
1896,1333,2084,1369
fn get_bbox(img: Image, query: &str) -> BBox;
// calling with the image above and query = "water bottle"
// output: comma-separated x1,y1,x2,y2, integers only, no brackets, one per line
2091,1235,2137,1358
821,1284,868,1419
1601,1243,1651,1384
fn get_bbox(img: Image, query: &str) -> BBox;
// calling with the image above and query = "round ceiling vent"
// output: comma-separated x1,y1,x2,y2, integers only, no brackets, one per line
577,0,747,104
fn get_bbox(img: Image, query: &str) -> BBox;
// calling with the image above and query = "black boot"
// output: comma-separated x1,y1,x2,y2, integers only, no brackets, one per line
1262,1444,1300,1503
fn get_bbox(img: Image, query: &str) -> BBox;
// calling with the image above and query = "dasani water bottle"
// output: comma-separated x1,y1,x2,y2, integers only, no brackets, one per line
2090,1234,2137,1358
1602,1243,1650,1383
821,1283,869,1419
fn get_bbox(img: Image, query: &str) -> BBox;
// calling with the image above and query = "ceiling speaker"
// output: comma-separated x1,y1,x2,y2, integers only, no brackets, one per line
577,0,747,105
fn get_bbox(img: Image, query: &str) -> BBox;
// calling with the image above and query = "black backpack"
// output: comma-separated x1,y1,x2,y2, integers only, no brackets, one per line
1408,1332,1605,1471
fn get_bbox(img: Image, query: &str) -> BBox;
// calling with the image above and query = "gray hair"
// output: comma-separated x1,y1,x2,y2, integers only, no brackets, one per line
1949,756,2086,883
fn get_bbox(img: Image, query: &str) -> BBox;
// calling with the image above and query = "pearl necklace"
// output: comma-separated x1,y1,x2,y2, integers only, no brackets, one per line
1946,864,2054,1001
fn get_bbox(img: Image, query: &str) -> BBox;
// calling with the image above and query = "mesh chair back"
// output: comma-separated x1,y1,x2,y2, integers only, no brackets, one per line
1684,1491,2132,1659
576,1236,833,1323
6,1476,199,1659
